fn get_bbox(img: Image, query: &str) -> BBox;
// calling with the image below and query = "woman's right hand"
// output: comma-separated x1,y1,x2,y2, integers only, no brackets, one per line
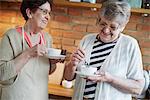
64,48,85,80
70,48,85,67
14,44,47,73
24,44,48,58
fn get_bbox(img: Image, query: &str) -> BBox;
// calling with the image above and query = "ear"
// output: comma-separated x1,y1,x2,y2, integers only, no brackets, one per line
26,8,32,19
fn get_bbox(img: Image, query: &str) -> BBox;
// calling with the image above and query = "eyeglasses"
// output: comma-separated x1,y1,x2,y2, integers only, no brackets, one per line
97,18,120,32
38,7,52,17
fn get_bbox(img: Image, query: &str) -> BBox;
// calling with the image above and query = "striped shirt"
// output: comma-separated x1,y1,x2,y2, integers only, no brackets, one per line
83,37,117,99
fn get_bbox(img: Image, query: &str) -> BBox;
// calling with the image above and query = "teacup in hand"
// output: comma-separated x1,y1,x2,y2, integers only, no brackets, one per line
80,65,97,76
48,48,61,56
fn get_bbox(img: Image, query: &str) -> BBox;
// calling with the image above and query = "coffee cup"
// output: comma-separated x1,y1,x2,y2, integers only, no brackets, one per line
47,48,61,56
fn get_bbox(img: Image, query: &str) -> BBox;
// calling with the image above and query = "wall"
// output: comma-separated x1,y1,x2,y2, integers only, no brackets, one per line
0,2,150,70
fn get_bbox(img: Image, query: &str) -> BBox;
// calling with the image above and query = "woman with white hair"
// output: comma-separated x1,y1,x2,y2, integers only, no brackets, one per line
64,1,144,100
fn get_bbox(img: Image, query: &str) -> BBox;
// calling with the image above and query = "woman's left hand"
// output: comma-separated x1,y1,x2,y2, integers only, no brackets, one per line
85,71,113,83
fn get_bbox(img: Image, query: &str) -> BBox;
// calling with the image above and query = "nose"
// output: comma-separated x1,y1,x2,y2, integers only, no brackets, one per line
102,26,110,33
45,14,50,21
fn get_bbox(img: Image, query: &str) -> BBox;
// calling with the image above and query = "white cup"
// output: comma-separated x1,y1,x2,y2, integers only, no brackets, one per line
48,48,61,56
80,65,97,76
62,80,73,89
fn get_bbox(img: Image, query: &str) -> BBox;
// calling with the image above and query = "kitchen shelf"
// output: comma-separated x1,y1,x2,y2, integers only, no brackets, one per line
54,0,102,8
0,0,150,14
54,0,150,14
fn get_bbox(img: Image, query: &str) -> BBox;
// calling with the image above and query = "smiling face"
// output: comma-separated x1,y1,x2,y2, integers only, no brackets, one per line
96,2,131,43
30,2,51,30
97,15,125,43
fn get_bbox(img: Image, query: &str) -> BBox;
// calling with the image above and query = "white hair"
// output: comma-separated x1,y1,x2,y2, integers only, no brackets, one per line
99,1,131,25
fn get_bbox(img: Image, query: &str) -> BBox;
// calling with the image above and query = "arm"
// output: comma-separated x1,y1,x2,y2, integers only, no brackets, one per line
64,48,85,81
49,59,63,75
64,61,77,81
0,35,47,81
87,39,144,95
87,71,144,95
110,75,144,95
49,62,56,75
14,44,48,73
64,35,89,80
0,35,18,81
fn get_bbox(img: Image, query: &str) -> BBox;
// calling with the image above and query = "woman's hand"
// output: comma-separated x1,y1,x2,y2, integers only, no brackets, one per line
14,44,47,73
25,44,48,58
70,48,85,67
85,71,113,83
63,48,85,80
85,71,144,95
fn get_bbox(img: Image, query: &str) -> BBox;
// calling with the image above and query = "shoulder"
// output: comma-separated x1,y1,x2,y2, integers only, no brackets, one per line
121,33,138,46
42,32,53,47
82,33,97,41
42,31,52,42
120,34,140,54
4,28,20,37
44,32,52,39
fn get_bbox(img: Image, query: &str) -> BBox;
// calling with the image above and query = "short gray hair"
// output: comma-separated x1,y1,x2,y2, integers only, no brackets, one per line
99,1,131,25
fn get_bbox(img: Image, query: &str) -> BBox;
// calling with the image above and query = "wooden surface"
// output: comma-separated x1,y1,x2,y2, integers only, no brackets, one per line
48,83,73,97
131,8,150,14
54,0,150,14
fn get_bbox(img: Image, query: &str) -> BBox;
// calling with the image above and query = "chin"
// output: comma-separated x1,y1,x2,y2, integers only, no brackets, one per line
40,25,47,30
101,36,112,43
38,22,48,29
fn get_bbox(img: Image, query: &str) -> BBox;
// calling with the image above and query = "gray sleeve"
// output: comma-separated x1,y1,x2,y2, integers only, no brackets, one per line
0,34,17,83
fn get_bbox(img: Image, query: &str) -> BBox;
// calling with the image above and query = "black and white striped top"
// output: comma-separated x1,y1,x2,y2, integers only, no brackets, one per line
83,37,117,99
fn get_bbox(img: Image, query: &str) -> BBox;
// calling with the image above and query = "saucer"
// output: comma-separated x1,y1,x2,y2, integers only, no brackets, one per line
75,71,99,78
45,54,66,59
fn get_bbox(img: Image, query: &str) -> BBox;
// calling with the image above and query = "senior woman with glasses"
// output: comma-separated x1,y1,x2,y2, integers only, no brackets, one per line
0,0,59,100
64,1,144,100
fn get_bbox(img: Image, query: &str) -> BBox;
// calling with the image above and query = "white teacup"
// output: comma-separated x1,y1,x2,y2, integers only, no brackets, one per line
47,48,61,56
80,65,97,76
62,80,73,89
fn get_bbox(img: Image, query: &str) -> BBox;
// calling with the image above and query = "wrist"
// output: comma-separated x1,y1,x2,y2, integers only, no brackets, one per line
23,51,32,61
67,61,77,71
107,75,114,84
